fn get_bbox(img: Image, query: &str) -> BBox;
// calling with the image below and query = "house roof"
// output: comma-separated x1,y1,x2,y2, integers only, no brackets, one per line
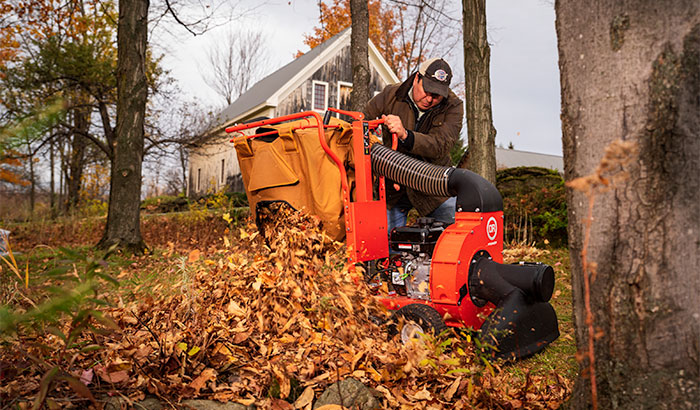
495,147,563,172
209,27,399,135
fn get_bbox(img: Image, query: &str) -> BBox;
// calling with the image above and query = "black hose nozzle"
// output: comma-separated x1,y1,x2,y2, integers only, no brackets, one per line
468,257,555,306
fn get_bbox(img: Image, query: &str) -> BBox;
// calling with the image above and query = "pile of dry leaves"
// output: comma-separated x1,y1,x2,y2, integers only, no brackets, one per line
1,206,570,409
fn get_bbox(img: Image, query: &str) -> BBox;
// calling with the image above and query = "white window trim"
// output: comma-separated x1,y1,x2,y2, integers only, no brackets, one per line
312,80,329,113
336,81,353,117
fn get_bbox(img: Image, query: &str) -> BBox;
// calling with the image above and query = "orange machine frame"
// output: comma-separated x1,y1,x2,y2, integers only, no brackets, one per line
226,110,394,265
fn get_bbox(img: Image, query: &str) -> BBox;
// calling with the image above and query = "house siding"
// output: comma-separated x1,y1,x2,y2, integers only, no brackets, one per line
276,45,389,119
276,83,307,116
187,137,243,197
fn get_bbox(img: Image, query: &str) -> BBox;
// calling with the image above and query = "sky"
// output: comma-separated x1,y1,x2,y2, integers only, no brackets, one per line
161,0,563,156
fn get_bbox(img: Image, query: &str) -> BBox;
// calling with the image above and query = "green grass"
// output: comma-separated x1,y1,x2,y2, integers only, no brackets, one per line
1,243,193,309
503,247,578,381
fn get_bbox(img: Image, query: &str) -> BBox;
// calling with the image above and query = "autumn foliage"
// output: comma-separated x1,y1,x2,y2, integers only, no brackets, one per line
0,0,108,69
1,206,571,408
0,152,29,186
301,0,419,76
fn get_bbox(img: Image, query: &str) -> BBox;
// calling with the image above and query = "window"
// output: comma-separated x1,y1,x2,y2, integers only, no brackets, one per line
221,159,225,184
337,81,353,114
312,81,328,112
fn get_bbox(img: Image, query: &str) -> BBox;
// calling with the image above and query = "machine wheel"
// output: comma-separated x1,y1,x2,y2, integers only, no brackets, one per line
389,304,448,344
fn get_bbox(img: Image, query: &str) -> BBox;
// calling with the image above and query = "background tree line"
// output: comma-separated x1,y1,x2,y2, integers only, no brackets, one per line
0,0,227,220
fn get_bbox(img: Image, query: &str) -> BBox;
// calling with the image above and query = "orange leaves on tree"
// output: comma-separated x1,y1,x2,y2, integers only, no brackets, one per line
300,0,407,75
0,0,113,67
0,154,29,186
79,162,110,202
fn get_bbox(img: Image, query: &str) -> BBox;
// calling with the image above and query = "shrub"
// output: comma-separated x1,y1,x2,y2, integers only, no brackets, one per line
141,194,189,214
497,167,568,246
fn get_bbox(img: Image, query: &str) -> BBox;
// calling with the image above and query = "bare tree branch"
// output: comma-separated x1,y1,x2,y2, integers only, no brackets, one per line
202,27,272,106
164,0,199,36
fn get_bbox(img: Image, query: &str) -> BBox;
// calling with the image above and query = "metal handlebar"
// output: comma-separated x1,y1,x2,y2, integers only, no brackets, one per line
226,111,350,196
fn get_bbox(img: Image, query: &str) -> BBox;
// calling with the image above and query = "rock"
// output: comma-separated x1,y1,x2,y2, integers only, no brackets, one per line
102,397,255,410
103,396,164,410
179,399,255,410
313,379,380,410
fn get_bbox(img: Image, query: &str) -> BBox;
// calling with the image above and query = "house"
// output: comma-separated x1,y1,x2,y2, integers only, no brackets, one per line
495,147,563,173
187,28,399,196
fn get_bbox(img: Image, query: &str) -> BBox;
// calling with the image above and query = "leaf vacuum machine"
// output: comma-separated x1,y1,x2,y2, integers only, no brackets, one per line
226,109,559,360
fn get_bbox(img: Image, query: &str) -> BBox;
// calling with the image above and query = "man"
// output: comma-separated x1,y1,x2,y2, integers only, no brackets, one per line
364,57,464,231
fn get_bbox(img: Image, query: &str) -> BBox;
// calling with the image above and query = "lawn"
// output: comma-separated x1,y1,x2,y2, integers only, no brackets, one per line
0,208,577,409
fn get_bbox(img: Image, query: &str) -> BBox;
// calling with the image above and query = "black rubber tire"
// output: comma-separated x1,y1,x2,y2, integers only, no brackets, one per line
388,303,448,343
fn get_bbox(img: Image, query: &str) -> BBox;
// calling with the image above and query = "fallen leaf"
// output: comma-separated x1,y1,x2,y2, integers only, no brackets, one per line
188,368,217,395
236,398,256,406
233,331,250,344
274,368,291,399
97,369,129,384
445,376,462,400
227,299,246,317
79,369,93,386
293,386,314,409
337,291,354,313
271,399,294,410
188,249,201,263
412,387,433,401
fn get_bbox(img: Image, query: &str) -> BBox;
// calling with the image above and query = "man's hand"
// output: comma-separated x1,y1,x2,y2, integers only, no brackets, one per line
381,114,407,141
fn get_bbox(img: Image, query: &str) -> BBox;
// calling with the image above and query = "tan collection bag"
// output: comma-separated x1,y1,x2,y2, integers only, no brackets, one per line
232,117,355,241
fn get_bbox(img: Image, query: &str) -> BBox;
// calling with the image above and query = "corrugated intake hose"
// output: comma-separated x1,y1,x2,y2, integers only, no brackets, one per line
370,143,451,197
370,144,503,213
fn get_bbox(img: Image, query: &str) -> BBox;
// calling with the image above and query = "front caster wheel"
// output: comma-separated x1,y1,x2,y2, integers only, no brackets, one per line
388,303,447,344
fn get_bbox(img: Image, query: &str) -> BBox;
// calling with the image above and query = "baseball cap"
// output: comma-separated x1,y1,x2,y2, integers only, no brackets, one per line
418,58,452,98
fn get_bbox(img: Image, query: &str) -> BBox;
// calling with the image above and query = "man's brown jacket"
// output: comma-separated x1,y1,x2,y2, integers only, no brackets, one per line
364,72,464,216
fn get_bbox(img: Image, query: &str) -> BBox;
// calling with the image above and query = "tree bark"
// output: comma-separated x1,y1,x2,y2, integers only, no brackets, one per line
349,0,371,112
99,0,149,254
178,145,187,195
28,149,35,218
556,1,699,408
66,107,89,212
50,138,56,217
461,0,496,184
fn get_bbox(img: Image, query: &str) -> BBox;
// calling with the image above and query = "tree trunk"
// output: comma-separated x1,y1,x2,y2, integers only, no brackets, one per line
556,1,699,408
50,138,56,217
461,0,496,184
179,145,187,195
66,107,88,211
350,0,371,112
59,138,66,208
28,151,35,219
99,0,149,254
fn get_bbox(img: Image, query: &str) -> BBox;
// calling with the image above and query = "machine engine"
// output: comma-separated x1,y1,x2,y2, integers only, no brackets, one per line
386,217,445,300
